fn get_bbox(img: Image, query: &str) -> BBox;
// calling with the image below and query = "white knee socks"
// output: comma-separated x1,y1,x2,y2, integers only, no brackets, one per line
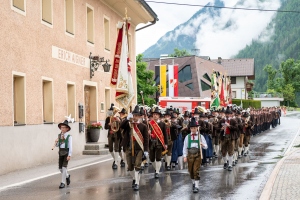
134,170,140,186
114,152,119,163
61,167,67,184
119,152,124,160
166,156,171,166
129,170,135,180
110,152,115,161
228,156,233,167
223,157,227,163
153,161,156,171
156,161,161,173
178,156,183,170
195,180,199,188
238,147,242,156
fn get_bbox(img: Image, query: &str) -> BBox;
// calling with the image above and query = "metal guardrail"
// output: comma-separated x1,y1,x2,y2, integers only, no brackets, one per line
252,92,283,98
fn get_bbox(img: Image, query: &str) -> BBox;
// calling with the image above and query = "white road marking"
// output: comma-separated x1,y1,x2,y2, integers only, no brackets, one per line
0,158,112,192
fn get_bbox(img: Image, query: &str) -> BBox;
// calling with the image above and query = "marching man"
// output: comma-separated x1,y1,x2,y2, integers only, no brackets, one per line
120,105,149,191
183,117,207,193
54,120,72,189
149,106,168,178
104,103,121,169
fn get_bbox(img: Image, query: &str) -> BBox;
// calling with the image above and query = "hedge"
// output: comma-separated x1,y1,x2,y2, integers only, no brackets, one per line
232,99,261,109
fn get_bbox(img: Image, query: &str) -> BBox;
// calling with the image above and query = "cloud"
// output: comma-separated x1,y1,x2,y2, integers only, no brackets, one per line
136,0,211,53
136,0,281,58
194,0,281,58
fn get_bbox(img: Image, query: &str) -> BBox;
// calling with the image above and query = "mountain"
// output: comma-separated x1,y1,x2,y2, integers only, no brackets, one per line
143,0,300,98
142,0,224,58
234,0,300,93
142,0,282,59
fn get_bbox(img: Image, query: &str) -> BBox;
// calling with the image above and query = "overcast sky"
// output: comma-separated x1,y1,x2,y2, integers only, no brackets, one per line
136,0,281,58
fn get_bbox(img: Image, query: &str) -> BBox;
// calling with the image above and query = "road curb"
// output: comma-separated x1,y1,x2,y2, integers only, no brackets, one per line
259,125,300,200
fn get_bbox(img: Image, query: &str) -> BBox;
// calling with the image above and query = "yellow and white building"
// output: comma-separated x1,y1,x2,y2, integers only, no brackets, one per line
0,0,157,174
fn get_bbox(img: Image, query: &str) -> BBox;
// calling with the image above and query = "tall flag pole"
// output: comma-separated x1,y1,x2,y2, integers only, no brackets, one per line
114,8,135,109
210,70,220,109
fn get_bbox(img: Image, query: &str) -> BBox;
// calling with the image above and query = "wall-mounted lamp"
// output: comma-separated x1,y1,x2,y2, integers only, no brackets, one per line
89,52,111,78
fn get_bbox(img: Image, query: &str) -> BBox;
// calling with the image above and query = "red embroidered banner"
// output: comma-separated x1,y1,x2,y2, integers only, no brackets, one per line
111,26,123,85
149,120,166,149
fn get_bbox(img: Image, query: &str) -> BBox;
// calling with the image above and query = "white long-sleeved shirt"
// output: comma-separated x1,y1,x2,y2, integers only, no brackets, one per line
58,132,73,156
183,132,207,158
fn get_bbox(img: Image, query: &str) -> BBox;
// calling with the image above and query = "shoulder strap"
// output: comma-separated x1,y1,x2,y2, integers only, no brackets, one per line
188,134,191,148
58,134,61,146
65,135,70,148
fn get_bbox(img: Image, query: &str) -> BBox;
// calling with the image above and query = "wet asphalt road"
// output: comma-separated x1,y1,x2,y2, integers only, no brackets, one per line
1,113,300,200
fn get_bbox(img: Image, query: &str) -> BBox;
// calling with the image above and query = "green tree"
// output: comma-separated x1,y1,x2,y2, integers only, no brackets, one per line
169,48,191,57
282,84,295,106
136,54,157,106
279,58,300,92
263,64,277,90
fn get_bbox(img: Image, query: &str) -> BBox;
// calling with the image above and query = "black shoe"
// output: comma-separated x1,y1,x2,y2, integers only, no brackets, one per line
166,166,171,171
112,161,118,169
120,160,125,167
139,169,143,174
238,155,242,158
59,183,65,189
232,162,236,166
193,187,199,193
223,163,228,169
132,180,136,188
144,163,149,167
155,173,159,179
66,175,71,185
228,166,233,171
133,184,139,191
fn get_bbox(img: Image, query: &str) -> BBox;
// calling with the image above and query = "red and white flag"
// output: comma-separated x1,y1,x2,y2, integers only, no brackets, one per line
174,65,178,96
114,22,135,109
168,65,174,97
167,65,178,97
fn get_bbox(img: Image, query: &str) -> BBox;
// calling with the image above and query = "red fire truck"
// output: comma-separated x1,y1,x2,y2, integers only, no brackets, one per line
159,97,211,112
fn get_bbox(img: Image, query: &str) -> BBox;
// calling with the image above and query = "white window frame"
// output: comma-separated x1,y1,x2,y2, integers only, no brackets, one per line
67,81,76,121
65,0,75,37
11,0,27,16
40,0,53,28
86,3,94,46
42,76,54,123
104,15,110,52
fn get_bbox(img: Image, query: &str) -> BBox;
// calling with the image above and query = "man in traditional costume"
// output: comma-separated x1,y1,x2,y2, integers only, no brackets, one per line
183,117,207,193
118,108,127,167
219,107,238,171
148,106,168,178
104,103,121,169
120,105,149,191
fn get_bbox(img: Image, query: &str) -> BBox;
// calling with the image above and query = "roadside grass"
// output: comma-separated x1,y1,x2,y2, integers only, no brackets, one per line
294,144,300,148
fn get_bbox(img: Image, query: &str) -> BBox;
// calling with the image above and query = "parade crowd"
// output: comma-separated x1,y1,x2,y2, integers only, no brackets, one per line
54,104,282,193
